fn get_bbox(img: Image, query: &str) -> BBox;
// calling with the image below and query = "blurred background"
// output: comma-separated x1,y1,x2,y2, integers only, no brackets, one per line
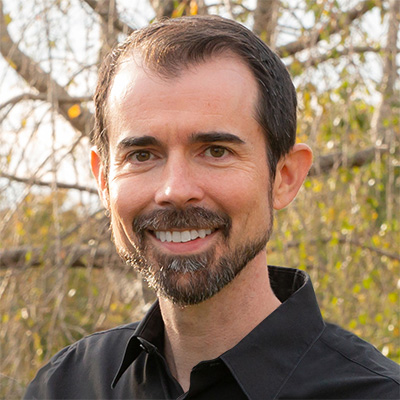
0,0,399,397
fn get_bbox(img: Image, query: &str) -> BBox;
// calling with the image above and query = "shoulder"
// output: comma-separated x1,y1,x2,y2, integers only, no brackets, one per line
24,322,139,399
320,323,399,383
65,322,139,352
284,322,399,399
49,322,139,364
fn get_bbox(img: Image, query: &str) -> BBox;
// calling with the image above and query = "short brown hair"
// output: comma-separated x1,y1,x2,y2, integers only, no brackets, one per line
93,15,297,178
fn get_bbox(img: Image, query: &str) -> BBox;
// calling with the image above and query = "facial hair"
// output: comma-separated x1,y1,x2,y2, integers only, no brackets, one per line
116,205,273,306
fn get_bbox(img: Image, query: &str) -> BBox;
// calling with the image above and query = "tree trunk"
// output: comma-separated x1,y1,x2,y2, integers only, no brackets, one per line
253,0,280,48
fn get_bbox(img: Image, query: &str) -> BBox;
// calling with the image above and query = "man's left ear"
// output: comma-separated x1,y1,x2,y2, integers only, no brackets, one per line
272,143,313,210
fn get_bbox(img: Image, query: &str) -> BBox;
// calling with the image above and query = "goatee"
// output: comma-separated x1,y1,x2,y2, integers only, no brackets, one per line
116,206,273,306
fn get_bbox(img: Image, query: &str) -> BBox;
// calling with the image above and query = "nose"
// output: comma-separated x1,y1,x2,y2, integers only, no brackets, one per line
154,154,204,208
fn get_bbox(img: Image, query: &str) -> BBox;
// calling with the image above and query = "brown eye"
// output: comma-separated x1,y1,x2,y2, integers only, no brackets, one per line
206,146,227,158
134,151,151,162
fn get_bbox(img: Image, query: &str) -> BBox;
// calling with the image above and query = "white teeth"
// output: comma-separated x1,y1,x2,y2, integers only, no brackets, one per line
154,229,214,243
159,231,166,242
181,231,191,242
190,230,199,240
172,231,181,242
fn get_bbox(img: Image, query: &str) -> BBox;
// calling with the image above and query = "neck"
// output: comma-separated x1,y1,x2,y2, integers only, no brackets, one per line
159,253,281,392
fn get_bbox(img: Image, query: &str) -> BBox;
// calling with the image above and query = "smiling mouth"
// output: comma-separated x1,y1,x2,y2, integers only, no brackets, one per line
152,229,215,243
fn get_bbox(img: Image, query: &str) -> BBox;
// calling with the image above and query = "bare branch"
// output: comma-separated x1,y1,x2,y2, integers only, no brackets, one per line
3,233,399,270
269,236,400,262
277,0,377,57
81,0,134,35
291,45,381,69
0,0,93,136
0,245,123,270
0,93,92,111
0,172,98,194
309,146,389,176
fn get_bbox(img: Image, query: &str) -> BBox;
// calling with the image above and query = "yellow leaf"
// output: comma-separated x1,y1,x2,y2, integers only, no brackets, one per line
190,0,198,15
375,314,383,323
16,221,25,236
348,319,357,330
68,104,81,119
352,284,361,294
358,314,367,325
4,13,12,25
172,3,186,18
388,292,398,304
6,57,17,70
312,181,322,193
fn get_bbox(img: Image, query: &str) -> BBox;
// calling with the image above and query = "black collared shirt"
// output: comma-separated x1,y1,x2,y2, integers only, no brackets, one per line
24,266,399,399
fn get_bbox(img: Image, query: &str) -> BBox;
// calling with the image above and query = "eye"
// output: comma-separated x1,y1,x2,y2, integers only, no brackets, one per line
204,146,229,158
128,150,153,162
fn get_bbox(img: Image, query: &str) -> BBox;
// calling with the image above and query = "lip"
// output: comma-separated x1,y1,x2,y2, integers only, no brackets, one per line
147,229,218,254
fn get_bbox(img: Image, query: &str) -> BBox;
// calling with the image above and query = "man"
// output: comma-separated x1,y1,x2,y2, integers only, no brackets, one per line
25,16,399,399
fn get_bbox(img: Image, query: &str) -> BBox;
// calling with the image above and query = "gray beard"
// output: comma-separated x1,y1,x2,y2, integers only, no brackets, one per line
116,206,273,306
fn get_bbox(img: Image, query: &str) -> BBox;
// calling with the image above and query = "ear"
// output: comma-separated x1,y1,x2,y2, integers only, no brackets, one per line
90,147,110,211
272,143,313,210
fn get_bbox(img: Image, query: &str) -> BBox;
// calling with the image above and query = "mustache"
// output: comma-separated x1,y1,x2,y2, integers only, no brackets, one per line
132,207,232,238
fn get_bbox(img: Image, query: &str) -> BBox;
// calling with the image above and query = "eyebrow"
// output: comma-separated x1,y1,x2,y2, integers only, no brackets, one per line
116,135,160,151
190,132,245,145
116,131,245,152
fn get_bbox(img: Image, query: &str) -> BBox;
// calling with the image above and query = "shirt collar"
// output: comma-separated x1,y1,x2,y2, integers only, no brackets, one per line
112,301,163,388
112,266,325,398
220,266,325,399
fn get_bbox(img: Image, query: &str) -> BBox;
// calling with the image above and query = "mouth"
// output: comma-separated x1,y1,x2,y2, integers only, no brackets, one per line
152,228,215,243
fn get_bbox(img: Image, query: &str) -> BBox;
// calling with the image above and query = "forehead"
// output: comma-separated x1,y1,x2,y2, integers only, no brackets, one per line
106,53,261,146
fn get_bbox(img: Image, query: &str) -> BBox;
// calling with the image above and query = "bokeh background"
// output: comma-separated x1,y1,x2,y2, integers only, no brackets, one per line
0,0,399,397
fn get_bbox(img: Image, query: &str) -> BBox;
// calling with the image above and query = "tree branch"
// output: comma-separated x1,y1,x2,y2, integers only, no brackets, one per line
81,0,134,34
0,245,123,270
0,93,92,112
269,236,400,262
3,234,398,270
277,0,377,57
0,0,93,136
291,45,381,69
0,172,98,194
309,146,388,176
253,0,280,47
1,143,388,194
149,0,176,19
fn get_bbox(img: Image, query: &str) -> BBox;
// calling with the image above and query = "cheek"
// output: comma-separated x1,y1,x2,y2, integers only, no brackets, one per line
215,176,271,227
108,179,153,222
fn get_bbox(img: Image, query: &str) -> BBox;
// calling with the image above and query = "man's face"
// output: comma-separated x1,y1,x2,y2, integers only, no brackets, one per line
101,54,274,305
